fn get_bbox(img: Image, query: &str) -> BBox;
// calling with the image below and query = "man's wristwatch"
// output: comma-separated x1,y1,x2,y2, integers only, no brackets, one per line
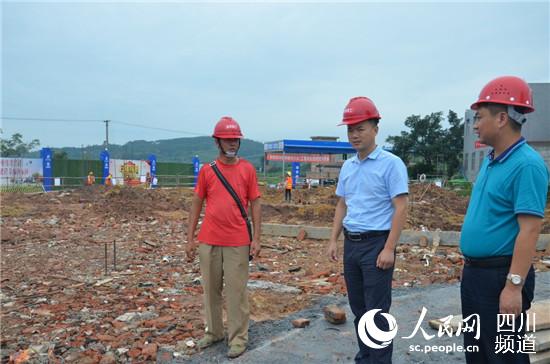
506,273,523,286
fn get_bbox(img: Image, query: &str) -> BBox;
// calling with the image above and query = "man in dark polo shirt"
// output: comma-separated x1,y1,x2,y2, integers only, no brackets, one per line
460,76,549,363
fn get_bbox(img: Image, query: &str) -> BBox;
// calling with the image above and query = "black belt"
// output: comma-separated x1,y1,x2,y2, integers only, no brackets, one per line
344,229,390,241
464,255,512,268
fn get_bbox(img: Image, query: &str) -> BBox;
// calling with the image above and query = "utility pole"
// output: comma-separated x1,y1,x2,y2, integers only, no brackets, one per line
103,120,110,150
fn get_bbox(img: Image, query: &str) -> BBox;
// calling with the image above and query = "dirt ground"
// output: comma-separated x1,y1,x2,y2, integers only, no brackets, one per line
1,184,549,363
262,184,550,233
262,184,470,231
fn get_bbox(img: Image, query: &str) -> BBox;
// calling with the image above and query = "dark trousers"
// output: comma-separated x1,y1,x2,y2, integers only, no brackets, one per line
285,189,291,202
344,232,393,364
461,264,535,364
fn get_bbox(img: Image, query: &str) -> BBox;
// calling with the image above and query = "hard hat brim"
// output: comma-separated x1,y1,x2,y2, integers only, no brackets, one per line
337,117,381,126
470,100,535,113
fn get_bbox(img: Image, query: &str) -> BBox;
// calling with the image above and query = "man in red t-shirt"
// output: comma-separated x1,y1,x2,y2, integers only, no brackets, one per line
186,116,261,359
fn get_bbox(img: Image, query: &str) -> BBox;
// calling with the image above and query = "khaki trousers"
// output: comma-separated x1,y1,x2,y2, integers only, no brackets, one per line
198,244,250,347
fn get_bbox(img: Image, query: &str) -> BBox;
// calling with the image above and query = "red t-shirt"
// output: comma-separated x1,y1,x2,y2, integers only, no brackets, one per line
195,158,261,246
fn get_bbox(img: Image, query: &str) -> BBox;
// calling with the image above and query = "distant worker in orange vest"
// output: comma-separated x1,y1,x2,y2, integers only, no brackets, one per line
105,173,113,186
284,171,293,202
86,171,95,186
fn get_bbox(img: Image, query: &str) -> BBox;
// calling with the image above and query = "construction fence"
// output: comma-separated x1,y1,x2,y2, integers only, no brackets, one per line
0,158,195,192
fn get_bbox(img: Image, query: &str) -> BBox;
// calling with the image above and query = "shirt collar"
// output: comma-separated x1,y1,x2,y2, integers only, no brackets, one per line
351,145,382,163
489,137,525,163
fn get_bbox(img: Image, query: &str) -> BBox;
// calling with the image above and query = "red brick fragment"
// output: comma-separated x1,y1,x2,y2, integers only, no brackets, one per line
312,270,331,279
99,352,116,364
96,334,116,342
291,318,310,328
111,320,126,330
127,348,141,358
142,343,158,360
323,305,346,324
418,236,429,247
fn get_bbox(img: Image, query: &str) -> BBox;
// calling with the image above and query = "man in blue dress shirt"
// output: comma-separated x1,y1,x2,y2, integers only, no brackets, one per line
328,96,409,364
460,76,548,363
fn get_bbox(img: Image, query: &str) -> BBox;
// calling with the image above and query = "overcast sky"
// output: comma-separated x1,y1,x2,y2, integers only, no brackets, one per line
2,1,549,150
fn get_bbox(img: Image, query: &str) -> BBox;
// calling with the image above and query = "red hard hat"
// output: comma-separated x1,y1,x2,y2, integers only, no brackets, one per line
339,96,381,126
212,116,243,139
471,76,534,113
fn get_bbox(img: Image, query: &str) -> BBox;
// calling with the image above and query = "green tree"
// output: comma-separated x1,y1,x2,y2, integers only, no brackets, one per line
386,130,415,166
0,133,40,157
386,111,463,178
441,110,464,177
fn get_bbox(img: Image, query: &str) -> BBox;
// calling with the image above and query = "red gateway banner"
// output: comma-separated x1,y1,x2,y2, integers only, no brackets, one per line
266,153,331,163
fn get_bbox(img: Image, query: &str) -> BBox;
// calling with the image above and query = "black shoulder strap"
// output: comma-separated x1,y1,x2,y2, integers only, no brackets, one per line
209,161,253,241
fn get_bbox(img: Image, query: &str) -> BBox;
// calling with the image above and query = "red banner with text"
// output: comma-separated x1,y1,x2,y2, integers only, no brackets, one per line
266,153,331,163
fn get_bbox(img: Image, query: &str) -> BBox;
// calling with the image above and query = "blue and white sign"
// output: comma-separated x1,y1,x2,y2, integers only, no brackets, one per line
192,155,200,187
148,154,157,187
264,141,284,152
41,148,53,192
292,162,300,186
100,150,110,185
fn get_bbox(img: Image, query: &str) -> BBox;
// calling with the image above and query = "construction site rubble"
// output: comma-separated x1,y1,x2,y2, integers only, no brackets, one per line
1,184,549,363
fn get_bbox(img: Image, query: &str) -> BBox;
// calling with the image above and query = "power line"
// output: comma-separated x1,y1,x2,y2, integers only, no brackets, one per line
111,120,206,136
1,117,101,123
1,116,208,136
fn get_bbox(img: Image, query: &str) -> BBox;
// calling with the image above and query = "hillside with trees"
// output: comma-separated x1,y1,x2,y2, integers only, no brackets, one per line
5,135,264,167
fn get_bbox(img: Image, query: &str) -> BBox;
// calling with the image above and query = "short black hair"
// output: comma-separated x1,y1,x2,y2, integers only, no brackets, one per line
477,103,522,132
360,119,379,127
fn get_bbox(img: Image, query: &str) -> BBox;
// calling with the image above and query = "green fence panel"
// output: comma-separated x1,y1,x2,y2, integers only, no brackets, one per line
53,159,103,178
41,159,195,189
156,161,193,175
52,160,192,178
